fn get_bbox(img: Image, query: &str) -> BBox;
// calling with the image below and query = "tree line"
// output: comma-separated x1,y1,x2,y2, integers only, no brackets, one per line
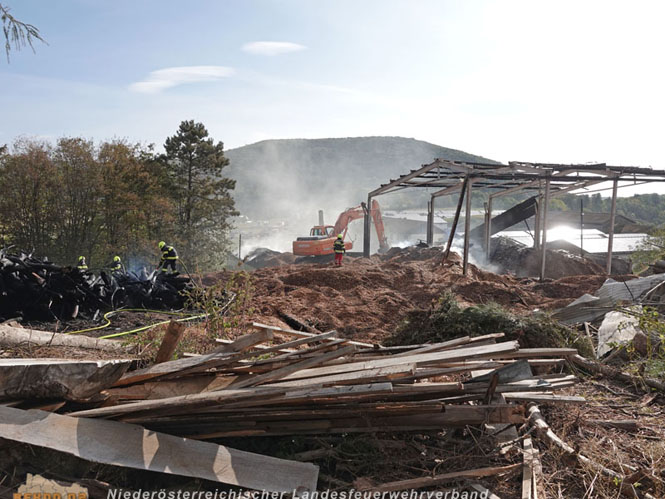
0,120,237,271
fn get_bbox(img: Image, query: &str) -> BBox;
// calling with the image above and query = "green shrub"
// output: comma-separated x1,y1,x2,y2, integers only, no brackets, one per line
387,292,594,357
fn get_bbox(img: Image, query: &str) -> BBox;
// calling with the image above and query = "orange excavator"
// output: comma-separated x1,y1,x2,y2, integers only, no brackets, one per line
292,200,389,256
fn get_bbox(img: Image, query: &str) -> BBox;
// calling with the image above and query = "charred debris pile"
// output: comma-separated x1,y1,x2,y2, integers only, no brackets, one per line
0,248,193,322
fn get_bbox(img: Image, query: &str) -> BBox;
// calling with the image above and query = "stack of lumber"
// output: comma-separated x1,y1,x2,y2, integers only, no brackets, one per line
65,322,584,439
0,322,590,494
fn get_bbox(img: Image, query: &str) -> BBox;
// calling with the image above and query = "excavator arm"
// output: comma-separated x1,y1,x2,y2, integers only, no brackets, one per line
369,200,390,253
332,200,390,253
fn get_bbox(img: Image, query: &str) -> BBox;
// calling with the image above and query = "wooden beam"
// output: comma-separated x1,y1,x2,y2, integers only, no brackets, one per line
443,175,469,262
211,329,274,354
154,320,186,364
371,463,520,492
0,406,318,493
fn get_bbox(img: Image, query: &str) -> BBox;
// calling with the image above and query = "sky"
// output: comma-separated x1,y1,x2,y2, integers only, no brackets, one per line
2,0,665,190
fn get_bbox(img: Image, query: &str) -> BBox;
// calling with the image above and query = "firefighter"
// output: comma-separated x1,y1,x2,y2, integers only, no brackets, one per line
157,241,179,273
77,256,88,270
110,255,124,273
333,234,345,266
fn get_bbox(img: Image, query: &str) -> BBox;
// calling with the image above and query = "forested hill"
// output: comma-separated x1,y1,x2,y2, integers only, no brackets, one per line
225,137,498,219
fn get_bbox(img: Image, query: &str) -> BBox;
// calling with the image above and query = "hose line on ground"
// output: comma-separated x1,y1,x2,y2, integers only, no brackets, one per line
98,312,207,339
64,308,195,335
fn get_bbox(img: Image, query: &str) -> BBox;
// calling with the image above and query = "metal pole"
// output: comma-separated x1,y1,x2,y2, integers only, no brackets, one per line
463,177,473,276
443,176,468,262
318,210,324,226
539,175,551,281
238,234,242,260
426,198,434,246
533,197,541,249
606,178,618,274
485,197,493,260
363,194,372,258
580,198,584,257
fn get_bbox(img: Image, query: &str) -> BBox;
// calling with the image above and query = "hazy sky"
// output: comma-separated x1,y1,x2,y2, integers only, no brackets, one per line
2,0,665,174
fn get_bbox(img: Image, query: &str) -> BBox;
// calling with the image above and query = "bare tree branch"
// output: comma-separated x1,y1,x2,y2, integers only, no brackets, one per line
1,3,46,62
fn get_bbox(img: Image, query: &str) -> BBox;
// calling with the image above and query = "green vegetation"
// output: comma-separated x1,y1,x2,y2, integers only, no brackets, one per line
0,121,236,270
387,292,594,357
632,228,665,273
620,306,665,381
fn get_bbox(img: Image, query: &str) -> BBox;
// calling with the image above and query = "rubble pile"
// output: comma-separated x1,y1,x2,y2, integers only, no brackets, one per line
0,248,193,321
207,247,611,343
487,236,607,278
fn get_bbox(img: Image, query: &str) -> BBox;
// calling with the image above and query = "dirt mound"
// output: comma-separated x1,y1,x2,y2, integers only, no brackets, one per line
204,246,620,343
244,247,296,269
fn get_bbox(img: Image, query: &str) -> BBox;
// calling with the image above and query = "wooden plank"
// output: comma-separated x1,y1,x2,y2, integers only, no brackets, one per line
522,437,534,499
372,463,520,492
70,385,292,418
104,375,236,401
252,322,375,348
211,329,274,354
277,341,520,382
155,320,186,363
0,406,318,493
215,339,297,354
494,348,578,358
503,393,586,404
230,345,356,389
391,337,471,357
266,364,416,388
179,405,525,438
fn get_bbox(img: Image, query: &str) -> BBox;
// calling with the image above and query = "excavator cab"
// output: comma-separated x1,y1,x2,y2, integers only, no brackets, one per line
299,225,335,241
308,226,335,238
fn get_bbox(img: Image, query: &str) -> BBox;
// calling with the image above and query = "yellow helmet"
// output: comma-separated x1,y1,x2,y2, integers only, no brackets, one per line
113,256,121,262
78,255,85,261
337,234,343,239
158,241,166,249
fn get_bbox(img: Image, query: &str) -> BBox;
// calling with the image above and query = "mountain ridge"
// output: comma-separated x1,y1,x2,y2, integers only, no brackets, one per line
225,136,500,220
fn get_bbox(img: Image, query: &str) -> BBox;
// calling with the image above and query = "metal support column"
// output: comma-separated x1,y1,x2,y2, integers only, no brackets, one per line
534,201,540,249
606,178,618,274
539,176,551,281
485,197,493,260
463,178,473,276
426,198,434,246
443,176,468,262
363,194,372,258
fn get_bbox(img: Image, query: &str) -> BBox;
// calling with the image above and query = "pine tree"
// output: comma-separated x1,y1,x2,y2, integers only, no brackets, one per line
163,120,238,269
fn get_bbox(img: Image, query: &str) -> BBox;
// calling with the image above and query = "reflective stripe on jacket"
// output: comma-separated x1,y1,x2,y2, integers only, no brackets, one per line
161,246,179,261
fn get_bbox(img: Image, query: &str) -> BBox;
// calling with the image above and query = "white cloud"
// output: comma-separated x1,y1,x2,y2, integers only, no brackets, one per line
242,41,306,56
129,66,235,93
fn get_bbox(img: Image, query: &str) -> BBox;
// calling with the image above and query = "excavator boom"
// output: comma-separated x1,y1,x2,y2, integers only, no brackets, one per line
292,200,390,256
